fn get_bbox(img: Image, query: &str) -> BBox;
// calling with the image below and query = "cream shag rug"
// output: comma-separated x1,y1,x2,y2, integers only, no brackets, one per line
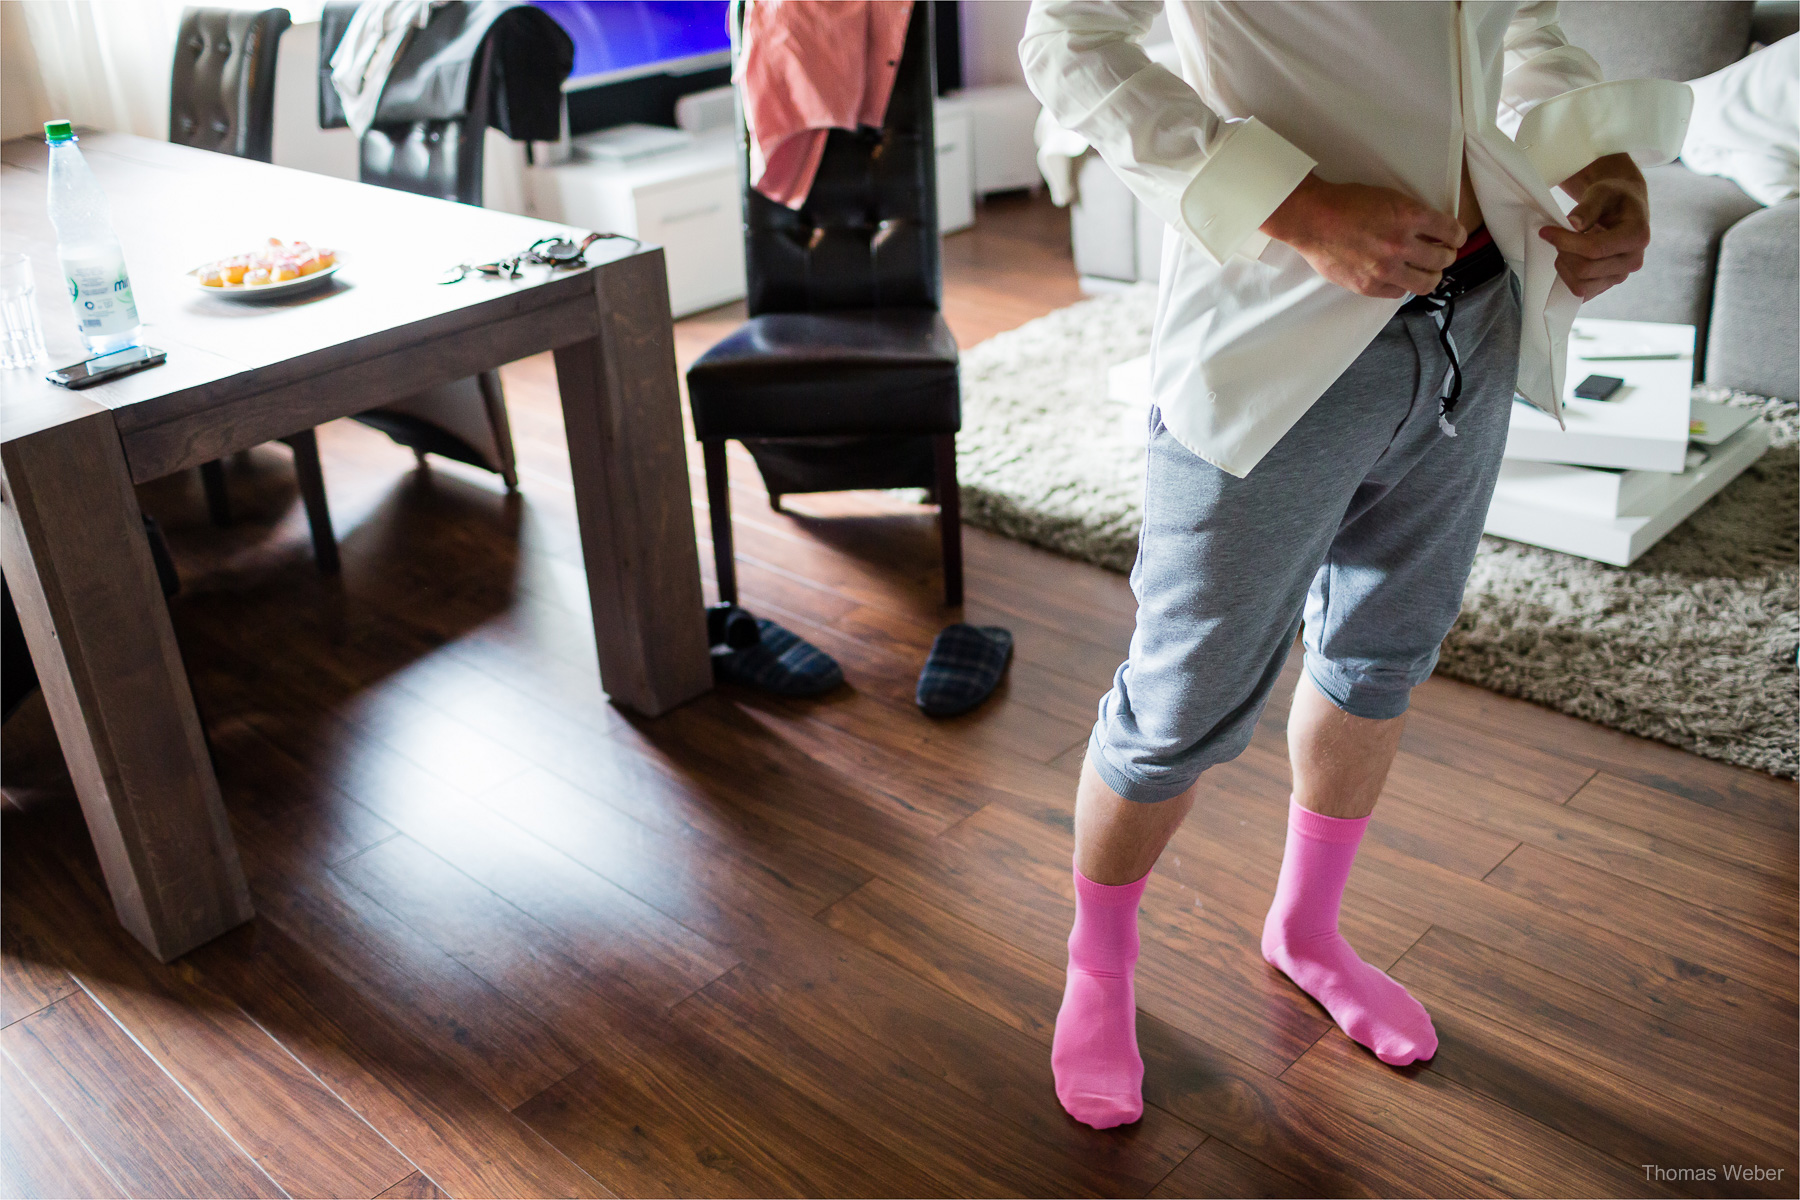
957,288,1798,778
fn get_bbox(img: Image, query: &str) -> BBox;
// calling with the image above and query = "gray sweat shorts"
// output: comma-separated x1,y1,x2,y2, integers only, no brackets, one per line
1090,270,1522,804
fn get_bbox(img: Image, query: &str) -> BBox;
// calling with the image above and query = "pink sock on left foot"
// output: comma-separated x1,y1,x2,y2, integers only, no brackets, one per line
1052,864,1147,1128
1261,798,1438,1065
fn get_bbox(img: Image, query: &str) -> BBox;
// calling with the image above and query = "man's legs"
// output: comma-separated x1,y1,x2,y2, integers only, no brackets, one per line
1050,760,1192,1128
1259,676,1436,1065
1074,759,1195,885
1254,270,1520,1063
1053,683,1407,1127
1052,273,1521,1126
1287,675,1405,819
1070,674,1402,886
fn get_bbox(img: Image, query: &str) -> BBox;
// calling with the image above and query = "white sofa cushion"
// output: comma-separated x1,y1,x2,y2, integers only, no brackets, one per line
1681,35,1799,205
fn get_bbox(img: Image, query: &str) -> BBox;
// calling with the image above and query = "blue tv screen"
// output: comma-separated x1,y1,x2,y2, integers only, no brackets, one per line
534,1,732,88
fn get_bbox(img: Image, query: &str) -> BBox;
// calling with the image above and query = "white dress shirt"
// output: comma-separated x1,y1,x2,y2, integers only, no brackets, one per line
1021,1,1693,477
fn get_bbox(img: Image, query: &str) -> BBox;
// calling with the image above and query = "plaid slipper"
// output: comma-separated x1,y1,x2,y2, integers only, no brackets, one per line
916,624,1013,717
713,618,844,697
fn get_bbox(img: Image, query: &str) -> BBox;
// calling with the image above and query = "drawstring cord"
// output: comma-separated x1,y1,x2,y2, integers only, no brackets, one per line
1414,291,1463,437
1402,227,1501,439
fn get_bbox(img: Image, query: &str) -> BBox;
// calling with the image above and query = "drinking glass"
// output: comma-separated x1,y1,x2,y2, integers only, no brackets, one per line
1,253,49,369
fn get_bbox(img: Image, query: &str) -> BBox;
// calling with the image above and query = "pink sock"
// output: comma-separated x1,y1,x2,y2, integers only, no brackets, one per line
1052,864,1147,1128
1262,798,1437,1065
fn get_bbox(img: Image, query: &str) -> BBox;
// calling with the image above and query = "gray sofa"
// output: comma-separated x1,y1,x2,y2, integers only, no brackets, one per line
1561,0,1798,400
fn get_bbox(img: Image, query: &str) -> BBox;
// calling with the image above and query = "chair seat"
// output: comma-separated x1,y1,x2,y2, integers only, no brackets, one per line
686,308,960,440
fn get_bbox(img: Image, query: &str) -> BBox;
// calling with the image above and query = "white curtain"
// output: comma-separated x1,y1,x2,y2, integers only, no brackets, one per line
18,1,189,139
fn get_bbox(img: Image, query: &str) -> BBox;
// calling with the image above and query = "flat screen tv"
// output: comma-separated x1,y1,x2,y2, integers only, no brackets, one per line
533,1,732,90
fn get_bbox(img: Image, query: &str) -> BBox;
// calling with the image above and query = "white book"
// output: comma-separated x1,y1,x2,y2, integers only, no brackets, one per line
1689,401,1758,446
1492,458,1673,519
1484,417,1770,565
1504,318,1695,472
1492,399,1741,518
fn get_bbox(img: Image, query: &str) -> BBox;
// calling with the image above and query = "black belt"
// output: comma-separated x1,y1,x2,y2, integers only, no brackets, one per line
1399,234,1507,436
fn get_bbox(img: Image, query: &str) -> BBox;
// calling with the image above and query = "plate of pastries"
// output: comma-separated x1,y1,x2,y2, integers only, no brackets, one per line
191,239,339,298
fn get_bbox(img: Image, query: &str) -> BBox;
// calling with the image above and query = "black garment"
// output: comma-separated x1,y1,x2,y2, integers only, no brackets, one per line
1399,233,1508,433
318,1,572,142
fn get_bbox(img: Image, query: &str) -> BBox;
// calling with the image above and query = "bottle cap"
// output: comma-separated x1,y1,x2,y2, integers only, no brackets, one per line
44,120,74,142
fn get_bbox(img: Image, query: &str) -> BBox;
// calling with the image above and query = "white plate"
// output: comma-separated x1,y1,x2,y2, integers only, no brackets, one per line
190,258,340,299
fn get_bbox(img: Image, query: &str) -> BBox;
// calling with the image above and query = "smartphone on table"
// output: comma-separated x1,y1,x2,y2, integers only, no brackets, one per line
1573,373,1624,401
46,344,166,390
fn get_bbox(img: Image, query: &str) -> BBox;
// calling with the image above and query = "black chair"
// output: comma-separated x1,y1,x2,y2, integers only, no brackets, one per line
685,1,963,606
171,6,341,573
349,29,518,489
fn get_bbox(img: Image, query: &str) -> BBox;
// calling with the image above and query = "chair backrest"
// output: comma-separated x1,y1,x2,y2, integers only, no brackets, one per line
169,7,291,163
359,36,495,206
742,1,940,317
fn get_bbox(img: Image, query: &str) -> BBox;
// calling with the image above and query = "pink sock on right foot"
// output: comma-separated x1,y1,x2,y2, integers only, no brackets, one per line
1052,864,1148,1129
1261,797,1437,1065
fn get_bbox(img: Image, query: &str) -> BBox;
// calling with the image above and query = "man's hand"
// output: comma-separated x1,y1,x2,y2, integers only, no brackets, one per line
1539,153,1650,300
1261,173,1466,299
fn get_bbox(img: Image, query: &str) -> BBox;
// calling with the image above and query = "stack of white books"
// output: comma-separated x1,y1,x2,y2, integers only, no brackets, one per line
1486,318,1770,565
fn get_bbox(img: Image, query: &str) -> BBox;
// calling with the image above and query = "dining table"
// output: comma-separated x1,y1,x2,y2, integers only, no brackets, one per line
0,132,712,962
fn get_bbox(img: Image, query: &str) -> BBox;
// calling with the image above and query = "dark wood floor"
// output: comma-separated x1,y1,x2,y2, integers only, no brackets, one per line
3,192,1795,1199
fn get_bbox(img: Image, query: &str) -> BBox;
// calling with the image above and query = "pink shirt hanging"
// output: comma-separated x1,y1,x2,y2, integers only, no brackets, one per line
736,0,913,208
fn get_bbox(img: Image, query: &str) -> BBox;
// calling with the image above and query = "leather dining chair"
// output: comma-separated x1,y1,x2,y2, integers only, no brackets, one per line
348,32,519,491
685,1,964,606
171,5,342,574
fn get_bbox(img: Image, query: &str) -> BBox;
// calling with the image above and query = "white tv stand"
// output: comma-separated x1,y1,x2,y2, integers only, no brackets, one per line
526,128,747,318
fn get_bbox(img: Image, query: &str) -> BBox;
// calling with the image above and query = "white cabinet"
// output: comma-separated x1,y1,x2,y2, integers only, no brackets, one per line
935,109,974,233
526,130,746,318
1070,153,1162,284
936,85,1041,196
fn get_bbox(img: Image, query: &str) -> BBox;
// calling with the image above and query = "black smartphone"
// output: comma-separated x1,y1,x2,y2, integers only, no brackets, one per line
1574,373,1624,401
46,344,167,390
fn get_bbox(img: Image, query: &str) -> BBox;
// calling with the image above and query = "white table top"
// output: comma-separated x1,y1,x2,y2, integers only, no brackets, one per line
1,132,619,446
1504,317,1696,472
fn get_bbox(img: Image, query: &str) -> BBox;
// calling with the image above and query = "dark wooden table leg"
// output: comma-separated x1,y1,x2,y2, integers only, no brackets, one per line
552,249,711,717
0,411,253,962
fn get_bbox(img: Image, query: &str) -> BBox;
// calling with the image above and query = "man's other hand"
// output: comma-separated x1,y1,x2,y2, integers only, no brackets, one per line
1540,153,1650,301
1260,174,1466,299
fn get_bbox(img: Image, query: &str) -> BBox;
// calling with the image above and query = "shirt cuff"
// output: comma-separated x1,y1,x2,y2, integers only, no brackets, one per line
1177,117,1317,264
1513,78,1695,189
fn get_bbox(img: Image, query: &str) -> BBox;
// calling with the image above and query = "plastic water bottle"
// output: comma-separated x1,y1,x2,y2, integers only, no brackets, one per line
45,121,141,355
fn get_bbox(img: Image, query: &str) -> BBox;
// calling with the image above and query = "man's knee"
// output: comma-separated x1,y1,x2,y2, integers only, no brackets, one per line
1088,695,1262,804
1301,650,1437,722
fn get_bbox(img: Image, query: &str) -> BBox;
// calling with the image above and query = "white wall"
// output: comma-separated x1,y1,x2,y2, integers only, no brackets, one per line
959,2,1170,91
959,0,1031,87
1,2,54,139
270,20,358,179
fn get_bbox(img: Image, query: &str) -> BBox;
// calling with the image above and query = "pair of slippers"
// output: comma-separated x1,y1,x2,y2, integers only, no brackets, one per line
708,604,1012,717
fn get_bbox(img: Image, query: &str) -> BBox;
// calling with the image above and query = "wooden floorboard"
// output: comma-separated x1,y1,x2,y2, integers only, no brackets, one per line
1,191,1793,1197
1,1049,127,1200
2,993,285,1198
3,818,416,1199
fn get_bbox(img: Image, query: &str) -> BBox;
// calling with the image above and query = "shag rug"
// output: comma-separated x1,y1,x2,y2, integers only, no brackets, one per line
957,288,1798,778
